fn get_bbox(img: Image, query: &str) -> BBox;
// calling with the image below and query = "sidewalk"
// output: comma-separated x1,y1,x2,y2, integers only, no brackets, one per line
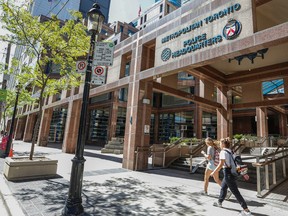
0,141,287,216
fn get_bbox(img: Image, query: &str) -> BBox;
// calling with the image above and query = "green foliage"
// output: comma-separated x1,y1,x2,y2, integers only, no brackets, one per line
233,134,243,140
0,0,90,99
0,0,90,158
169,137,180,143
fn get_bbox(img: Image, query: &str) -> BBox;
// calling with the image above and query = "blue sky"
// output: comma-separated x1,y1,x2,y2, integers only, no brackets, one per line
0,0,156,64
109,0,155,23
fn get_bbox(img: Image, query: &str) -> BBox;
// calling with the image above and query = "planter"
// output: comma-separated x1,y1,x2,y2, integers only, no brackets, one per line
3,156,58,181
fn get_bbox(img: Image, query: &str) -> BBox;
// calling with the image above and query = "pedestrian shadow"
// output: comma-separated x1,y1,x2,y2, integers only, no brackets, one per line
227,198,266,207
221,207,269,216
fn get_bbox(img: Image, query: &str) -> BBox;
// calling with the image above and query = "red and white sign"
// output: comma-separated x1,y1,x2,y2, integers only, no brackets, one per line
91,66,106,85
94,66,104,75
76,60,87,73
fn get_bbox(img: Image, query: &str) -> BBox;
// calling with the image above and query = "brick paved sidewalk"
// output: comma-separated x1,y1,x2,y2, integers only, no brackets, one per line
0,141,287,216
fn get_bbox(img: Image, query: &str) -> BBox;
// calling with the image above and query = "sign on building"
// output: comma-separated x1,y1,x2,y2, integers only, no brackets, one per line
76,60,87,73
93,42,115,66
91,66,107,85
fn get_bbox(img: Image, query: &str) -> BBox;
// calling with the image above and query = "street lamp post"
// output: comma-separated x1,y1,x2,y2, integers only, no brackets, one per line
3,84,21,158
62,3,104,216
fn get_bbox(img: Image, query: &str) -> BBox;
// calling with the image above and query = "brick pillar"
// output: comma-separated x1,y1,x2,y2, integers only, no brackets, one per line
123,81,153,171
23,114,36,142
62,99,81,153
216,86,232,139
108,90,119,140
279,113,288,136
38,108,53,146
256,107,268,141
194,105,202,139
194,77,202,139
15,116,27,140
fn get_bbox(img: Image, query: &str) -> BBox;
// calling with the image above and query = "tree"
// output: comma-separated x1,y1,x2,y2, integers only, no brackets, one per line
0,0,90,159
1,87,34,133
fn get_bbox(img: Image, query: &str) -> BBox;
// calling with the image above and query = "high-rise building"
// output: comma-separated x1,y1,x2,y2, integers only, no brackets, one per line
29,0,111,23
155,0,181,7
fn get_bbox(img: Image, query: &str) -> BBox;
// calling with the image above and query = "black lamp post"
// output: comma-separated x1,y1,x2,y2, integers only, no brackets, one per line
3,84,21,158
62,3,104,216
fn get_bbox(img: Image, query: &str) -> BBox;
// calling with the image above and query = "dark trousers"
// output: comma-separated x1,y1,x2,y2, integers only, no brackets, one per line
218,168,248,209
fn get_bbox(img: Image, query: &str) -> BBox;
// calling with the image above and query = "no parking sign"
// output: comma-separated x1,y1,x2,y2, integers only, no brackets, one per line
76,60,87,73
91,66,106,85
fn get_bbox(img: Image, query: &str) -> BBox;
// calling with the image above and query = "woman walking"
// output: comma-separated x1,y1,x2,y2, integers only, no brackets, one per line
201,137,222,195
211,138,252,216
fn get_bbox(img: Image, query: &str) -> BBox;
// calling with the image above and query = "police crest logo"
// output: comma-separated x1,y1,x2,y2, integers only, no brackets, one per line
161,48,172,61
223,19,242,40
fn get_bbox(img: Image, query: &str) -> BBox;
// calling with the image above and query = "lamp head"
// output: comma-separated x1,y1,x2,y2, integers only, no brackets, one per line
234,55,244,65
87,3,105,33
247,53,257,64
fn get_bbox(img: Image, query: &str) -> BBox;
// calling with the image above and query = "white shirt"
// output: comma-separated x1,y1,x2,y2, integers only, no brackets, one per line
219,148,232,168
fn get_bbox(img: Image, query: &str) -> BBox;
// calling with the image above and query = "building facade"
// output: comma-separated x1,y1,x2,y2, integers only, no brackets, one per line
11,0,288,171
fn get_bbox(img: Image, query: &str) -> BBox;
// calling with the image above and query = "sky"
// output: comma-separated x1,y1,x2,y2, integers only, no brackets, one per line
0,0,156,65
109,0,155,23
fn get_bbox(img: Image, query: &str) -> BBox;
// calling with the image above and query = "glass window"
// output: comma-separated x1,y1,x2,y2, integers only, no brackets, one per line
88,108,109,142
202,112,217,139
262,79,284,95
119,88,128,102
160,4,163,13
125,62,130,77
116,107,126,137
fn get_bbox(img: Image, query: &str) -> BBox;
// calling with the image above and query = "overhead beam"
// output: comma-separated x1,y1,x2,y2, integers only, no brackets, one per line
226,62,288,86
231,98,288,109
187,66,226,86
152,82,222,109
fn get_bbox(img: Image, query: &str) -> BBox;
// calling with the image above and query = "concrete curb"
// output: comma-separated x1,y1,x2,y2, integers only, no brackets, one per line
0,174,25,216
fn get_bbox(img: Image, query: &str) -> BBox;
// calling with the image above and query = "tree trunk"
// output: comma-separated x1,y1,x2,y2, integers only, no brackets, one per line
29,91,45,160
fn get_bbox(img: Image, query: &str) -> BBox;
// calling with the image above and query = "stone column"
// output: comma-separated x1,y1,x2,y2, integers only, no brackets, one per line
216,86,232,139
37,108,53,146
15,116,27,140
123,81,153,171
108,90,119,140
23,114,36,142
62,99,81,153
279,113,288,136
256,107,268,139
194,77,202,139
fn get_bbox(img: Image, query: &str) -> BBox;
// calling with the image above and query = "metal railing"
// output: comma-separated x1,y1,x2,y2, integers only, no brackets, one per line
189,141,206,172
252,146,288,197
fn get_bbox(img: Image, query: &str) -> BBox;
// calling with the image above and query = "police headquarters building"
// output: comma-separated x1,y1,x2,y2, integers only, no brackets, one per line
13,0,288,170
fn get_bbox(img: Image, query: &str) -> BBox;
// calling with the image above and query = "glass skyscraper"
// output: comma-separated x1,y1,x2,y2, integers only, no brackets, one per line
30,0,111,23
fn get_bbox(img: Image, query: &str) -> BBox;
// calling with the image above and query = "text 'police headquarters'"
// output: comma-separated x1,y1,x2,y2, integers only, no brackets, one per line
161,3,241,59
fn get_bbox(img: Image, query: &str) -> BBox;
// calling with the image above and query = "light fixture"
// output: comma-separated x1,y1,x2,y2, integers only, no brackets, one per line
228,48,268,65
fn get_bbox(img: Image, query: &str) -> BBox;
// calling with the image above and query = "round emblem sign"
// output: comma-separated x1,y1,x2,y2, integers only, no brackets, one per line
161,48,172,62
223,19,242,40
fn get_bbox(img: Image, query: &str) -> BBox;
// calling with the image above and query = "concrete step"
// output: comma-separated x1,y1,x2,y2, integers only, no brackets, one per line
104,144,124,150
111,137,124,142
101,148,123,154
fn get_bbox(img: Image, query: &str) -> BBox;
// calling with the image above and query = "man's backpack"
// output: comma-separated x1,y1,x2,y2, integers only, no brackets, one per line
213,147,220,166
224,150,248,178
